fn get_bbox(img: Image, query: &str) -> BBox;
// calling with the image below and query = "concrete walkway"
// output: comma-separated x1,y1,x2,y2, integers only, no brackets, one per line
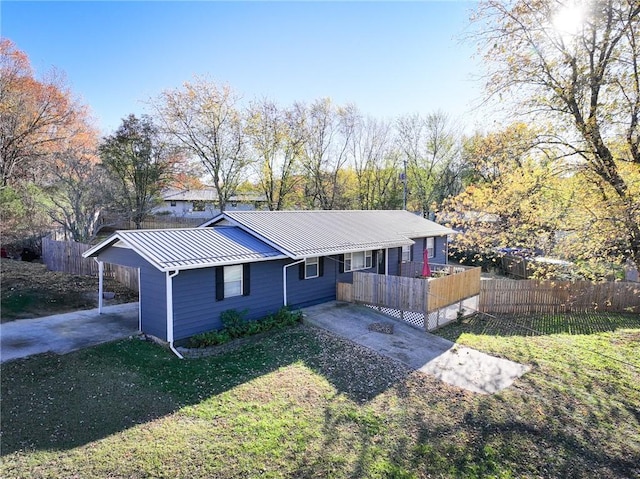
1,303,140,363
303,301,529,394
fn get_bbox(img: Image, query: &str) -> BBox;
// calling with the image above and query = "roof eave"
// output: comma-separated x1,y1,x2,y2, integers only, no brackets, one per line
157,253,289,272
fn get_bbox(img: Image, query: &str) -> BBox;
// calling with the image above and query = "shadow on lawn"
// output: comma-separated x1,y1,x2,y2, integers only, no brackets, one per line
0,324,411,455
437,312,640,342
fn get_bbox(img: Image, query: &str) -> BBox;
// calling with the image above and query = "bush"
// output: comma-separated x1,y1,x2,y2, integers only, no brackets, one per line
187,307,303,348
221,309,249,338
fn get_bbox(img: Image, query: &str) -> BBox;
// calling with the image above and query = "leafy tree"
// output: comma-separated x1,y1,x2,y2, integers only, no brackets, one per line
153,78,251,212
444,158,568,257
99,114,176,229
473,0,640,267
461,122,543,184
0,38,81,187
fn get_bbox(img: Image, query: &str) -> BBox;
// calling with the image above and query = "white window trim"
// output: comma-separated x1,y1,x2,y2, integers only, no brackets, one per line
401,245,411,263
345,250,372,272
305,257,319,279
426,237,435,259
223,264,243,298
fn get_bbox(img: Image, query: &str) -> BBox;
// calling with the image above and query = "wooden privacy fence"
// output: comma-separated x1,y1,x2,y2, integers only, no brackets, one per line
349,272,429,313
428,267,482,311
337,268,482,330
42,237,139,292
480,279,640,314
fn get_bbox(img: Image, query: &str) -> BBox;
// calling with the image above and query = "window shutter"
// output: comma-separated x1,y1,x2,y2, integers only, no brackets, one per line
410,245,414,261
299,262,305,280
319,257,324,277
243,263,250,296
398,247,402,263
339,254,345,274
215,267,224,301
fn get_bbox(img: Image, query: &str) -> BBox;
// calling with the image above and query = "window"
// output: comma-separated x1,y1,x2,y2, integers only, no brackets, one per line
223,265,243,298
192,200,205,212
426,237,435,258
216,264,250,300
170,200,177,207
401,245,412,263
344,251,372,272
305,257,319,279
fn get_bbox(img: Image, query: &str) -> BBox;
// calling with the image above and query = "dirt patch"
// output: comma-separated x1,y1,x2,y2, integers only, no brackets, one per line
1,258,138,322
367,322,394,334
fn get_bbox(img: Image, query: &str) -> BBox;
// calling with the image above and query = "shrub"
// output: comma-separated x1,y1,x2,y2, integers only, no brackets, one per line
187,307,303,348
221,309,249,338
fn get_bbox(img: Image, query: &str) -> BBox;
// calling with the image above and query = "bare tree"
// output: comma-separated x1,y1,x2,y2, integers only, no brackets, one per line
45,129,111,243
246,99,306,210
301,98,355,210
474,0,640,266
153,78,251,212
348,113,399,209
396,111,462,216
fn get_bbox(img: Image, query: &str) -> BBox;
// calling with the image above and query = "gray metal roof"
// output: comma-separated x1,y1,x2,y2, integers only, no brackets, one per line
209,210,456,259
83,227,286,272
163,188,267,203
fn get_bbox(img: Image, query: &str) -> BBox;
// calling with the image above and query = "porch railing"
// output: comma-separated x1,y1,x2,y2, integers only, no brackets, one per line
398,261,474,279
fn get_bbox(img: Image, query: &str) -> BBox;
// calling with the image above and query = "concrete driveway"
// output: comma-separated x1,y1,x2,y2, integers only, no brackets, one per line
1,303,140,363
303,301,529,394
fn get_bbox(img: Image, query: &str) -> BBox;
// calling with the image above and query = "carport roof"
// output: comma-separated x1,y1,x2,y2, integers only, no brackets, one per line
202,210,456,259
82,227,287,272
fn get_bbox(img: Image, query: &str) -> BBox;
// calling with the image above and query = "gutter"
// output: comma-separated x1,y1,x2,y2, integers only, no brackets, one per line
283,259,306,307
166,270,184,359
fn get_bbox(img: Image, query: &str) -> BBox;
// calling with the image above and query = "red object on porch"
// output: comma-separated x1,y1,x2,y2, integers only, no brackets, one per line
422,249,432,277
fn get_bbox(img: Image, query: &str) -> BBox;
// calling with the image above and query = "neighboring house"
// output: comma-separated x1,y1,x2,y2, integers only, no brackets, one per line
83,210,455,349
154,187,268,218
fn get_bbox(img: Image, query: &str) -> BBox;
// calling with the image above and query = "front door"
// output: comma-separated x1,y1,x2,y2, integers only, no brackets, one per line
376,249,385,274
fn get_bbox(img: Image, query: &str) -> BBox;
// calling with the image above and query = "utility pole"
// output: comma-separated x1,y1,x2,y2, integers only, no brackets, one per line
402,158,407,210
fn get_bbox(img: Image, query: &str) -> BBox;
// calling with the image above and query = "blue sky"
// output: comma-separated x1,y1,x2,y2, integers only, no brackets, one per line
2,1,484,134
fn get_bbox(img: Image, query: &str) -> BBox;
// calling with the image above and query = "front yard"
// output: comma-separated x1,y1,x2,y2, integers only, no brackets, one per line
1,312,639,478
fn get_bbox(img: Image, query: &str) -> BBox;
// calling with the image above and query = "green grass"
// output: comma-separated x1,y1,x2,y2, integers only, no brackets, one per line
2,314,639,479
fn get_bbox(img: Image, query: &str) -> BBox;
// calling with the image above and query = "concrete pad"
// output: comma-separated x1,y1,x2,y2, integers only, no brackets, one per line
303,301,529,394
1,303,140,363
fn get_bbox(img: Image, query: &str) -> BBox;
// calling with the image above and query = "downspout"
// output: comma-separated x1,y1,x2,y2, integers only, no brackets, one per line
283,259,306,307
94,259,104,313
166,270,184,359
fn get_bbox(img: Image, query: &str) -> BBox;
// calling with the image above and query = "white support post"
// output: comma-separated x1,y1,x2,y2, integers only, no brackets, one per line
98,260,104,314
137,268,142,332
385,248,389,276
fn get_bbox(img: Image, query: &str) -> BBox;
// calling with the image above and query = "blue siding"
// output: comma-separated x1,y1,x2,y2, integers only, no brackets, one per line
171,261,285,340
408,236,448,266
285,254,378,309
98,246,150,268
139,266,167,339
387,247,401,276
